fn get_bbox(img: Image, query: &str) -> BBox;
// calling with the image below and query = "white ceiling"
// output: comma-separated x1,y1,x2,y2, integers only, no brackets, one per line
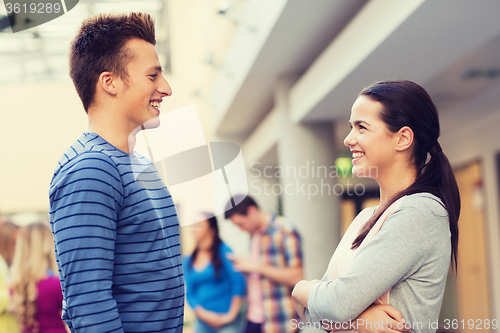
214,0,500,143
214,0,367,138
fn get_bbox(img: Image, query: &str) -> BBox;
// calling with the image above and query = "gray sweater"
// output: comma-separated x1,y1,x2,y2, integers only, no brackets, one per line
306,193,451,333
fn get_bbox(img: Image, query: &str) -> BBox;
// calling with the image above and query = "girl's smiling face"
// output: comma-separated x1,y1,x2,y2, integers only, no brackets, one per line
343,95,399,179
191,219,214,244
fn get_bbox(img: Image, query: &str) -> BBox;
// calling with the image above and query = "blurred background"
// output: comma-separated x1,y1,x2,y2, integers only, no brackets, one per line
1,0,500,332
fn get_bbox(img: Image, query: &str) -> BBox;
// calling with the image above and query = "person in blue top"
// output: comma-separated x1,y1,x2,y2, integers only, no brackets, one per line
184,213,245,333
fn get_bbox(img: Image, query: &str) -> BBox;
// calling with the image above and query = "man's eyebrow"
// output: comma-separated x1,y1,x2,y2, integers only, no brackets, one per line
147,66,163,73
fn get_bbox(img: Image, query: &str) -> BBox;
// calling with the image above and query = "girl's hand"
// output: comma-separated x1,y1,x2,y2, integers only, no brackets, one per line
217,313,233,327
355,304,411,333
291,279,320,321
195,307,226,329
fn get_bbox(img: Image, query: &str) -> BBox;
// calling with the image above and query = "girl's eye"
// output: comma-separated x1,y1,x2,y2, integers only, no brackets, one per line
359,125,366,130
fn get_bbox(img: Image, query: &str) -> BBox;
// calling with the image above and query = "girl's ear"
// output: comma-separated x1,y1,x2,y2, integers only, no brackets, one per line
395,126,414,152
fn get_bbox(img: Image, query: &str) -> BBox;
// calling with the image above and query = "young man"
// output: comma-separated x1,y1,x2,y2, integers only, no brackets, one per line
225,195,304,333
49,13,183,333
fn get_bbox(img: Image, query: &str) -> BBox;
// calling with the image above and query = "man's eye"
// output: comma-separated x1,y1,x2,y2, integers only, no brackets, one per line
149,74,157,79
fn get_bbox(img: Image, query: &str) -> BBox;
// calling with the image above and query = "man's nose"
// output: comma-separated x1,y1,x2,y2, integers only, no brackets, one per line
158,75,172,97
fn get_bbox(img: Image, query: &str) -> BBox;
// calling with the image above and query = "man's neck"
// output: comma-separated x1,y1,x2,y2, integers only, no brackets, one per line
253,211,272,234
87,107,136,154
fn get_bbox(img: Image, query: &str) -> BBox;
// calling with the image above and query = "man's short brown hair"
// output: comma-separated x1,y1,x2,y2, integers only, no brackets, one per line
224,195,259,219
69,12,156,112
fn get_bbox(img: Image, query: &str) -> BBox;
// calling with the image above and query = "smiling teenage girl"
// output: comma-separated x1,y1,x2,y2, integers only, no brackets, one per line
292,80,460,333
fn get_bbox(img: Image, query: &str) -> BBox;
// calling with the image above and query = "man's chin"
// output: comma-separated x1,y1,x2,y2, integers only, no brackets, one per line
142,116,161,130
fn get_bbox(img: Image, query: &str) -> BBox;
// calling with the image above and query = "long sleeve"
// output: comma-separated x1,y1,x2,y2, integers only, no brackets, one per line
307,206,432,324
50,152,124,333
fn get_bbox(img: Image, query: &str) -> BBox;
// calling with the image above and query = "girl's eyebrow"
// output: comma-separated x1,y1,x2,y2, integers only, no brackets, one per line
348,120,370,127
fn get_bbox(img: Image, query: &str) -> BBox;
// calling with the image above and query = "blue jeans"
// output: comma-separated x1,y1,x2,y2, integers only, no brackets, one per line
195,315,242,333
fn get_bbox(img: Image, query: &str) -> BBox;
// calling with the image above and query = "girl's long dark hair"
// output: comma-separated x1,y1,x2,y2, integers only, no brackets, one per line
188,213,223,278
351,80,460,271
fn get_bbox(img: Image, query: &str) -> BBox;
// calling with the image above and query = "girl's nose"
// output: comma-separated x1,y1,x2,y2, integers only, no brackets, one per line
344,130,355,147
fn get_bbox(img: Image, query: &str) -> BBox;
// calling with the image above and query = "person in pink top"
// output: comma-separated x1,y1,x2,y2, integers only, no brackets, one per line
10,222,67,333
0,219,20,333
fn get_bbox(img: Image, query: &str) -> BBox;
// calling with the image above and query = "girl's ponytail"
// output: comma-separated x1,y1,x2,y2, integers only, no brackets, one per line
422,144,460,269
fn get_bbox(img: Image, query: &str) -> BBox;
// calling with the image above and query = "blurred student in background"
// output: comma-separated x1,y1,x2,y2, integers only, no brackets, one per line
225,195,303,333
184,213,245,333
0,219,20,333
0,219,18,267
10,222,66,333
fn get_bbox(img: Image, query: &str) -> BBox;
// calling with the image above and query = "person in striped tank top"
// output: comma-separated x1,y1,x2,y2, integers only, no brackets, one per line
49,12,184,333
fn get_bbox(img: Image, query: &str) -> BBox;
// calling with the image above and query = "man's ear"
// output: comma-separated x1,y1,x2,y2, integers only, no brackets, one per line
395,126,414,152
98,71,118,96
246,205,258,216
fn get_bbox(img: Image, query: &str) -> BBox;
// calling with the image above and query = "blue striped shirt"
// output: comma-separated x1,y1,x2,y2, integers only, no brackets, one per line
49,133,184,333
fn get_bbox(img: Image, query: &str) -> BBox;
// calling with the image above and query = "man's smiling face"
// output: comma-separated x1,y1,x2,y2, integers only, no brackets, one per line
117,38,172,131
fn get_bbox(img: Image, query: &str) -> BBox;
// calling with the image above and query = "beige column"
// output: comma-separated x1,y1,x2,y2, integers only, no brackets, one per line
275,75,340,281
